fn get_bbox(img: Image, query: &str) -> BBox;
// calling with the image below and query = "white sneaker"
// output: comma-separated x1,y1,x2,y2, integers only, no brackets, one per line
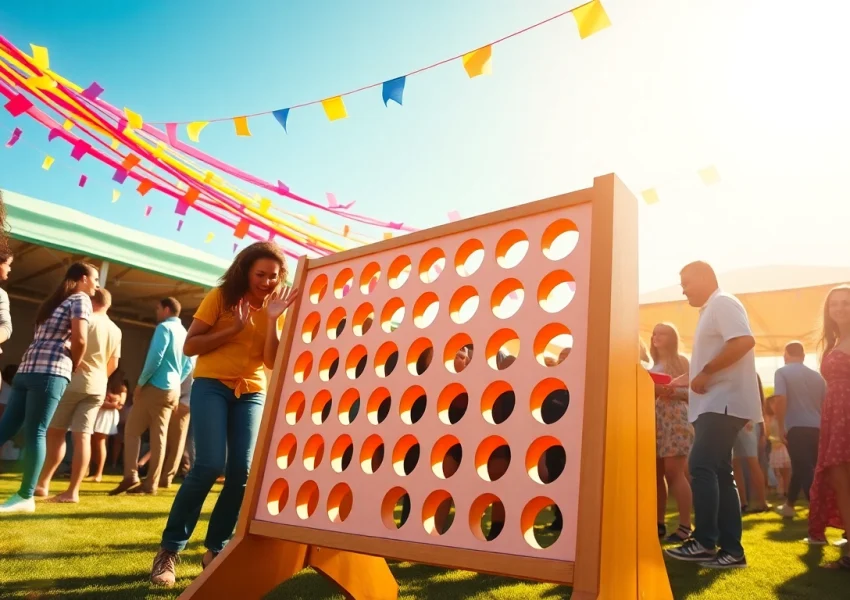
778,505,795,519
0,493,36,513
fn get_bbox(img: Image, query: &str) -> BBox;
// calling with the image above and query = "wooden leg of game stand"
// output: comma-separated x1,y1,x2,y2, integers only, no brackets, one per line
635,366,674,600
179,533,310,599
307,546,399,600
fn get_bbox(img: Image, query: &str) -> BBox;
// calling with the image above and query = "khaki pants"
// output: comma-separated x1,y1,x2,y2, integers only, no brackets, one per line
160,403,191,488
123,384,179,492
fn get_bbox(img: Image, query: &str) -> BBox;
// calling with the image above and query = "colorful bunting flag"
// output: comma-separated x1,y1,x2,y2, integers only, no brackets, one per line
124,108,144,130
47,128,61,142
144,205,153,217
383,232,393,240
698,166,721,186
205,233,214,243
175,201,189,216
121,153,140,170
81,82,104,101
641,189,660,205
233,219,250,239
462,45,492,78
70,140,90,161
186,121,209,142
572,0,611,40
165,123,179,146
382,77,406,106
30,44,50,70
78,175,87,188
112,190,121,202
343,225,351,237
62,120,74,131
184,187,200,204
259,198,272,213
110,138,120,151
272,108,290,132
4,94,33,117
234,116,251,137
42,155,54,170
112,168,128,184
177,219,184,232
137,179,154,196
5,128,22,148
321,96,348,121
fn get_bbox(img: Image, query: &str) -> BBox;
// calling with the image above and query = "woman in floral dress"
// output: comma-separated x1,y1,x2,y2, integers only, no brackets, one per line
651,323,694,542
808,285,850,570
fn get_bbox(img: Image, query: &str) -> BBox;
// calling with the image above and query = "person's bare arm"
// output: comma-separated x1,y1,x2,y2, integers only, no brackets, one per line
107,354,120,378
70,318,88,372
774,395,788,442
702,336,755,375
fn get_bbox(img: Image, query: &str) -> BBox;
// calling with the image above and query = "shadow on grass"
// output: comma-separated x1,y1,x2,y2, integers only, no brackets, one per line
664,556,723,599
0,573,181,599
0,510,167,522
263,560,572,600
774,545,844,599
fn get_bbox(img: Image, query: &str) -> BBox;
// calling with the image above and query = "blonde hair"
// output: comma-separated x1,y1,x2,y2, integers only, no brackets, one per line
820,285,850,362
649,322,688,379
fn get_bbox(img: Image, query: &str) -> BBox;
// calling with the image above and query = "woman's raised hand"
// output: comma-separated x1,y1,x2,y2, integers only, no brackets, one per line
267,285,300,319
231,299,251,332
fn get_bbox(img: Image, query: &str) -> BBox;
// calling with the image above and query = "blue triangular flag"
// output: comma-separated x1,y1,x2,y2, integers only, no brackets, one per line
382,77,405,106
272,108,290,132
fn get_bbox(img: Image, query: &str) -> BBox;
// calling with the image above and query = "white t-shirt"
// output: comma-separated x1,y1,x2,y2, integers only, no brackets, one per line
688,289,762,423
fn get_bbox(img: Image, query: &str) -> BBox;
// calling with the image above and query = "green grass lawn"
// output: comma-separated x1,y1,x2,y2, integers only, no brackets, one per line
0,468,847,599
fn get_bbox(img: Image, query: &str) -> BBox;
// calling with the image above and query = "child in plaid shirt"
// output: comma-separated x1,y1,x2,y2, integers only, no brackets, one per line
0,262,98,514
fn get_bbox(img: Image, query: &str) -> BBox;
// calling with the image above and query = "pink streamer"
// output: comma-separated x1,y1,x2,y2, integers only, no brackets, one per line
5,127,21,148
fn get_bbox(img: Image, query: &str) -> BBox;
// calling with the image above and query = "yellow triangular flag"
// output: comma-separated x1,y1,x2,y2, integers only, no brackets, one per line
62,119,74,131
187,121,209,142
205,233,215,243
698,165,721,186
112,190,121,203
124,108,144,130
42,156,55,170
308,215,318,225
234,116,251,137
30,44,49,70
383,232,393,240
572,0,611,40
641,189,660,205
321,96,348,121
462,45,492,78
203,171,215,183
110,138,120,151
152,143,166,159
259,198,272,213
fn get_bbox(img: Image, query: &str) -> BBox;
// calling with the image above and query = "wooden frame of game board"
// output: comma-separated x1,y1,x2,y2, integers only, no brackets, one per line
180,173,673,600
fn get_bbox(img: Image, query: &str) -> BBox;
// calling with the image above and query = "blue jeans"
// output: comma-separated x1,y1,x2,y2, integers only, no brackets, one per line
689,411,748,556
0,373,69,499
161,378,263,553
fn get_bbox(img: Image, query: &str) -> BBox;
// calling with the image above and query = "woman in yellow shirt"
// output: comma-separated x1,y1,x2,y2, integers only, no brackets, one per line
150,242,297,587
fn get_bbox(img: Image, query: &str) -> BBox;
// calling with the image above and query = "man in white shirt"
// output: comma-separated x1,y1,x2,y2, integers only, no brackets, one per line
665,261,761,569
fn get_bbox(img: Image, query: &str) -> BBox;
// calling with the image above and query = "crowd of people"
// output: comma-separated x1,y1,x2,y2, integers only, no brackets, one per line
647,262,850,572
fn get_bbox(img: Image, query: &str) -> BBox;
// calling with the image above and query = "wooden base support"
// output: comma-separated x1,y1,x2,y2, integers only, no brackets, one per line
179,533,398,600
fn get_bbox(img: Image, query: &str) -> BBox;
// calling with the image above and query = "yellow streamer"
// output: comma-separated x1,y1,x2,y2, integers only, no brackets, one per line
42,156,54,170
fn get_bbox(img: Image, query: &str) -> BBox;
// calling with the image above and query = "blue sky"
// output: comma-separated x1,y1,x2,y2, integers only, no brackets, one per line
1,0,848,293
